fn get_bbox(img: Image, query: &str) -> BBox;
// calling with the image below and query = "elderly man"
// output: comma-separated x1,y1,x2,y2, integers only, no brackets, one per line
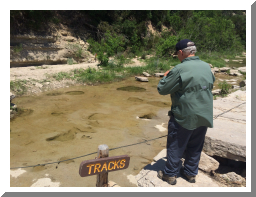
157,39,215,185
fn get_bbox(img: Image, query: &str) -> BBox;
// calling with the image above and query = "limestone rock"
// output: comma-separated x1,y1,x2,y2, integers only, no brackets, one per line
60,31,68,36
229,69,242,76
143,72,151,77
237,67,246,73
199,152,219,172
35,82,43,88
239,80,246,87
10,92,15,101
212,89,221,95
211,67,220,75
209,64,213,68
135,76,149,82
154,73,165,77
64,36,77,42
79,40,85,45
219,67,230,72
224,59,229,62
232,85,240,89
220,172,245,185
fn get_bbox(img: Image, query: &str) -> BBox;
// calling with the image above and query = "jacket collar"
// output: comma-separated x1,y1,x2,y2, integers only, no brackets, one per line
181,56,200,63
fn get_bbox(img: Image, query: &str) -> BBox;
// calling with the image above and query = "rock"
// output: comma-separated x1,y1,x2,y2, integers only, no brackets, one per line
212,89,221,95
143,72,151,77
79,40,85,45
224,59,229,62
209,64,213,68
232,60,240,62
60,31,68,36
204,94,246,162
153,149,166,162
10,92,15,101
220,172,245,185
211,67,220,75
239,80,246,87
42,65,48,69
219,67,230,72
35,83,43,88
229,69,242,76
237,67,246,73
198,152,219,172
232,85,240,89
154,73,165,77
64,36,76,42
135,76,149,82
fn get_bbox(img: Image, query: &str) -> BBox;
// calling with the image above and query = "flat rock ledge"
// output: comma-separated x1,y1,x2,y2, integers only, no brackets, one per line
134,152,220,187
203,90,246,162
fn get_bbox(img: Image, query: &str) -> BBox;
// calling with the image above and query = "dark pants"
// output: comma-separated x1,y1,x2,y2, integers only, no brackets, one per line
163,116,207,177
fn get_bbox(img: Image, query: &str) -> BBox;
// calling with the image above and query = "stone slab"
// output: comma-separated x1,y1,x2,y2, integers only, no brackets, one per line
135,76,149,82
135,158,220,187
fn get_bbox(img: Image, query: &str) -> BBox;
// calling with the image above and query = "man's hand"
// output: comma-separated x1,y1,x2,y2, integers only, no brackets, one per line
164,70,170,77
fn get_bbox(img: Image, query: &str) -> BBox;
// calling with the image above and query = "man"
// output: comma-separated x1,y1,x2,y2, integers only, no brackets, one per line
157,39,215,185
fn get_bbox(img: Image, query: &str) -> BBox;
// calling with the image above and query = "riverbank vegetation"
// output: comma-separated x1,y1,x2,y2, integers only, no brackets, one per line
10,10,246,95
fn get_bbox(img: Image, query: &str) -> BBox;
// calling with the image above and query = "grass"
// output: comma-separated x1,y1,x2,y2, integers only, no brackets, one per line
10,80,27,96
218,80,232,96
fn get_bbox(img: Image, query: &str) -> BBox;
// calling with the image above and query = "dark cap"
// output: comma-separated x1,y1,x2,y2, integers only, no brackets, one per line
174,39,195,55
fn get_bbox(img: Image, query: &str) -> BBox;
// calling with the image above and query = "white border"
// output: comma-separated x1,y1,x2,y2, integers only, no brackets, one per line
4,0,253,193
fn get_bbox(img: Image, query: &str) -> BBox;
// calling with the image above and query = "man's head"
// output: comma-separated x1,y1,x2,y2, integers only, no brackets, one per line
174,39,197,62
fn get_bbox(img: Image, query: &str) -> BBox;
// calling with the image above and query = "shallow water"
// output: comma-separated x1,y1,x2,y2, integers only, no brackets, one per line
10,77,171,187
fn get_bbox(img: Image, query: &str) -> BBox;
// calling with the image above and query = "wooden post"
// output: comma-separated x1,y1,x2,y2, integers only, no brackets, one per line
96,144,109,187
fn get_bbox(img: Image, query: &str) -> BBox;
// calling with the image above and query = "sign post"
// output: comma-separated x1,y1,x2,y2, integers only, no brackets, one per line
96,144,109,187
79,144,130,187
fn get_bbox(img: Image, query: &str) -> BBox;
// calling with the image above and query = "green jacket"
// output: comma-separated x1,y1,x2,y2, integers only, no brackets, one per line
157,56,215,130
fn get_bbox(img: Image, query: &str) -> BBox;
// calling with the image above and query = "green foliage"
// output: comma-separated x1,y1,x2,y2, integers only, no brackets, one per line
156,35,177,57
240,71,246,79
97,52,109,67
10,80,27,95
218,80,232,95
52,72,72,81
177,13,244,53
13,44,23,53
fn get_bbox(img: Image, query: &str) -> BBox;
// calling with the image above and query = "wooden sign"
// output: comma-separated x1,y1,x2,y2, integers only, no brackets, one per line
79,155,130,177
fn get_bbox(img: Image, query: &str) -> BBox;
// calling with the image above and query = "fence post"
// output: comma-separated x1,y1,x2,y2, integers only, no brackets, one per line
96,144,109,187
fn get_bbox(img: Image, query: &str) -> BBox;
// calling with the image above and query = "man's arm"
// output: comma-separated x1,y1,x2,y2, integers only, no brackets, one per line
157,67,181,95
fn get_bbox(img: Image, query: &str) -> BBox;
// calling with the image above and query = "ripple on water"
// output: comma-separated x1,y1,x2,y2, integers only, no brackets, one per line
117,86,146,92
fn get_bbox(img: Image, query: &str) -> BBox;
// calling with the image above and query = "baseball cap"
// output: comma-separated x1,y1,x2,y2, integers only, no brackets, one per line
174,39,195,55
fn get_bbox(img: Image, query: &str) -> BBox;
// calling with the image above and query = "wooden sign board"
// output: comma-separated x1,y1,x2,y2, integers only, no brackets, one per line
79,155,130,177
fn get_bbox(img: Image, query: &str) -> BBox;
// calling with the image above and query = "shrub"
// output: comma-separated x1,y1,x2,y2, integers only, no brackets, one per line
156,35,177,57
218,80,231,95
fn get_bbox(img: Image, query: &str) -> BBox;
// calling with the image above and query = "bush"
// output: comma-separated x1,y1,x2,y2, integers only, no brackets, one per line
218,80,231,95
156,35,177,57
